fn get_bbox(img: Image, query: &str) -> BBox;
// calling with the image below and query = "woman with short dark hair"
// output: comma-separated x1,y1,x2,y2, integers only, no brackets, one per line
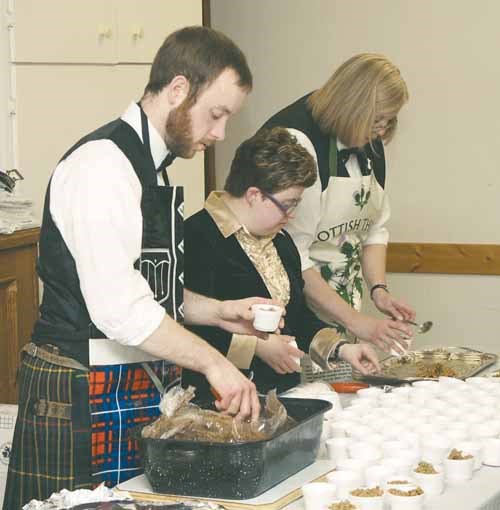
183,127,379,396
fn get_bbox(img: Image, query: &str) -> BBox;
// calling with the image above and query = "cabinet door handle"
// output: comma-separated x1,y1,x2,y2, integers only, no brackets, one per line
98,25,113,39
131,25,144,40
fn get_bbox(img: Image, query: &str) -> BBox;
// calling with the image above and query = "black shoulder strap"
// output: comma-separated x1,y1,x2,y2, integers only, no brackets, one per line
60,118,157,187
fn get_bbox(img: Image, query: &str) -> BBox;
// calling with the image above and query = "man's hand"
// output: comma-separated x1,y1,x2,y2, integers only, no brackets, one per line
338,342,381,375
204,356,260,422
372,289,416,322
255,334,303,374
216,297,285,337
349,313,413,354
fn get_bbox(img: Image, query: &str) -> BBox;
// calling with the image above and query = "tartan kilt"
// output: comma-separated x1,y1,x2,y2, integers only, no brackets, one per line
3,354,179,510
3,353,91,510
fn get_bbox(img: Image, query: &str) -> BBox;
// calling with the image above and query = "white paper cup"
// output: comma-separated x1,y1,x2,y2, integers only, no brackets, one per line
365,433,385,447
382,424,408,440
330,420,352,438
444,456,474,483
365,465,393,487
348,442,382,463
326,470,363,499
444,428,468,444
326,437,352,462
384,474,417,487
337,458,370,484
382,440,408,458
469,422,500,440
251,304,283,332
391,386,412,399
466,376,494,386
381,458,413,477
481,437,500,466
378,394,405,408
412,468,444,496
348,487,384,510
387,487,424,510
438,376,465,387
357,387,384,399
348,424,373,440
328,499,361,510
421,435,451,464
412,380,440,393
301,482,337,510
359,412,380,427
399,432,420,455
455,440,483,470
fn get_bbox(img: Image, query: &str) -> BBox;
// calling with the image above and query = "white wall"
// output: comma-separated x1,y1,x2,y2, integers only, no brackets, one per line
211,0,500,353
0,1,12,170
1,0,205,220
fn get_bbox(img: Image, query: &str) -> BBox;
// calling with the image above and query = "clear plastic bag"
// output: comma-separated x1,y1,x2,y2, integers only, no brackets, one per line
142,386,294,443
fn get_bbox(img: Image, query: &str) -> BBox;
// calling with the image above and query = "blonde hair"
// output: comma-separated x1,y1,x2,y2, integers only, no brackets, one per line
308,53,409,148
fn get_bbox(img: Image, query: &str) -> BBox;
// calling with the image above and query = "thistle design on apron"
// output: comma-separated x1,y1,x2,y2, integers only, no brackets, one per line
314,136,385,334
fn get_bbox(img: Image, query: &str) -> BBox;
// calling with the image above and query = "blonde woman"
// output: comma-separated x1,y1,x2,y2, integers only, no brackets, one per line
261,53,415,353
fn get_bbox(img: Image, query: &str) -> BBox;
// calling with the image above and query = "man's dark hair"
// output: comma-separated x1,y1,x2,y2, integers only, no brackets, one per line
225,127,317,197
144,26,252,101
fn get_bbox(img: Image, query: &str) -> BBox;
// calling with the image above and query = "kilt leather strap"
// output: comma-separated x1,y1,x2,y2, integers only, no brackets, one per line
34,398,72,420
22,342,89,371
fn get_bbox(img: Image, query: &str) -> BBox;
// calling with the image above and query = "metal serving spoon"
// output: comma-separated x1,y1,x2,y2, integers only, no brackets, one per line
404,319,433,334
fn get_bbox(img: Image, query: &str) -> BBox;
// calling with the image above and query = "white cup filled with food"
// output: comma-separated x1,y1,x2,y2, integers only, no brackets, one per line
251,304,283,332
412,461,444,496
348,485,384,510
444,448,474,484
386,485,424,510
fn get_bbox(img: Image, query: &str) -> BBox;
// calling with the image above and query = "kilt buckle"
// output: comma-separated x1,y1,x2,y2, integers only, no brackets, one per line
34,399,72,420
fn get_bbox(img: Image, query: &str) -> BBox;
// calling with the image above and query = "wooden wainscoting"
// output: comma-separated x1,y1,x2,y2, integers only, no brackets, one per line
0,228,40,403
387,243,500,275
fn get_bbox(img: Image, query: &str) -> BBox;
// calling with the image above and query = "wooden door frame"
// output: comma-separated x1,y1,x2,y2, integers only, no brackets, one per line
202,0,216,197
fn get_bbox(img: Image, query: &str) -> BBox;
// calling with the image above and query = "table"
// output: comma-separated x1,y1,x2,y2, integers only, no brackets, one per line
118,462,500,510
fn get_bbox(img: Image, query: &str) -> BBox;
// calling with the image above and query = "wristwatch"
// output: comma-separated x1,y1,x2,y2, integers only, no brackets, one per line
370,283,389,300
330,340,350,361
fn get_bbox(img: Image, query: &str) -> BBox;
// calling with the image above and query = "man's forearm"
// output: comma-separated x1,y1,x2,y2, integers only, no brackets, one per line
302,268,360,331
183,289,220,327
140,313,221,374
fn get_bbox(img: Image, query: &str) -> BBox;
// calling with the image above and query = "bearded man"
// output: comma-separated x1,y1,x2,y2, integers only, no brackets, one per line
4,26,266,509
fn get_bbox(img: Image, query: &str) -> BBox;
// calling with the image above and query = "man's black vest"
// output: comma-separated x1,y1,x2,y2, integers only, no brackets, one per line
32,117,183,365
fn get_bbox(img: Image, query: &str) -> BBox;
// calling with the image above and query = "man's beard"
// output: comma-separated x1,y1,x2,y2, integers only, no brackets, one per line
165,99,195,158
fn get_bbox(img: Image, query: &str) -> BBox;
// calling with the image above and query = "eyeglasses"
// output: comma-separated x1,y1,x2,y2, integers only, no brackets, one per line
372,116,395,133
259,189,300,217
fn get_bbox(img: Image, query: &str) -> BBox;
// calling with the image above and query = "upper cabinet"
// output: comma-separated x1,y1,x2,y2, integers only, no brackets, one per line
11,0,202,64
117,0,202,63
